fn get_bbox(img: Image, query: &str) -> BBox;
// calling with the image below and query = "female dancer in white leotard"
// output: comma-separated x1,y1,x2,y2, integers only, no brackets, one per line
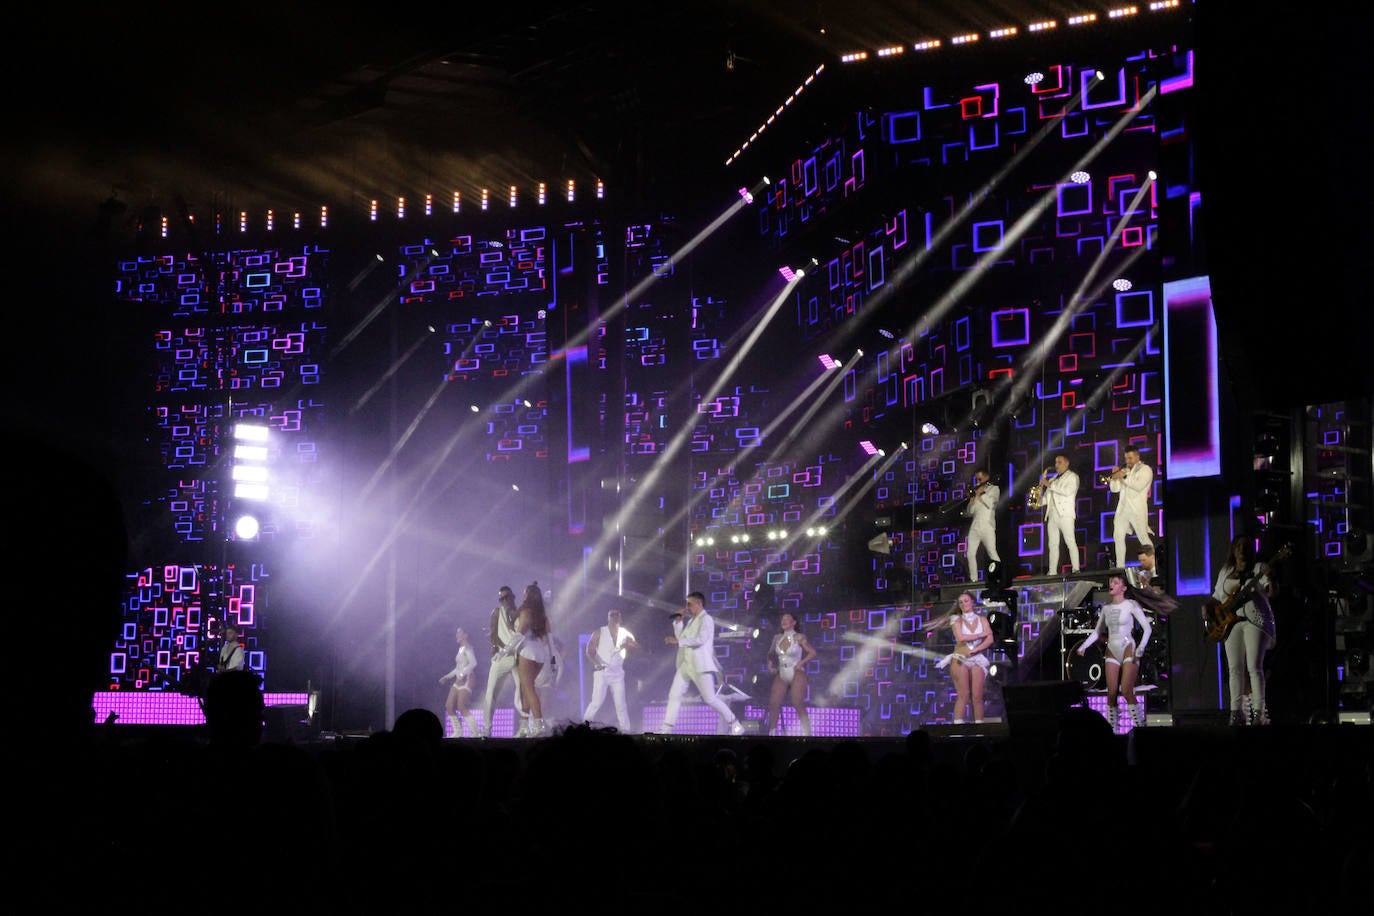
1077,573,1152,729
931,592,995,724
764,611,818,736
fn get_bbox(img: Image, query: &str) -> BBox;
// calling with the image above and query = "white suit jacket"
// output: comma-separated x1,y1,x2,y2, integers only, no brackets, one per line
1046,470,1079,519
965,482,999,526
673,611,719,677
1109,462,1153,515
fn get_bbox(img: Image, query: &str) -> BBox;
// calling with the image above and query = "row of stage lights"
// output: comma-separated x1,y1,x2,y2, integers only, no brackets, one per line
694,527,830,547
150,180,606,238
230,423,270,540
837,3,1181,63
730,3,1181,166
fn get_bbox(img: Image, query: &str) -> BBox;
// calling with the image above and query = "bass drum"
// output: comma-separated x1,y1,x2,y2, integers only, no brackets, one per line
1065,639,1105,690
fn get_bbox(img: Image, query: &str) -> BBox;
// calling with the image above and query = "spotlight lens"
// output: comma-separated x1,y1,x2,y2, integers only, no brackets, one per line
1024,71,1045,85
234,515,260,539
1070,171,1090,184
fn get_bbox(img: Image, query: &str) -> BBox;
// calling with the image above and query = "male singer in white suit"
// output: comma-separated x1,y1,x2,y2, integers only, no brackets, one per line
1107,445,1154,568
661,592,745,735
1040,453,1081,575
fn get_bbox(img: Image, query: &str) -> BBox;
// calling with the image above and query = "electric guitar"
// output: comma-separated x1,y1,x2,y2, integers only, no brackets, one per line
1201,543,1291,642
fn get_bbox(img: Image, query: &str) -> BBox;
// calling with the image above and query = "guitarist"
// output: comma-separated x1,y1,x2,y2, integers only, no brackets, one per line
1211,536,1277,725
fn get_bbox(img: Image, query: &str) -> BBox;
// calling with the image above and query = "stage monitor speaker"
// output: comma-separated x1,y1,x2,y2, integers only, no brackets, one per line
1001,679,1086,738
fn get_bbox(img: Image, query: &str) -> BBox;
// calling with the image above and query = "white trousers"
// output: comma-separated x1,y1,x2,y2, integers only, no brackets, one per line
662,669,736,730
482,654,524,730
1046,509,1080,573
967,519,1000,580
584,669,633,733
1112,505,1152,568
1224,617,1270,715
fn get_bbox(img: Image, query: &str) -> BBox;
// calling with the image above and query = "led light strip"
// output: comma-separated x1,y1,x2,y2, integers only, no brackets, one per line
724,63,827,166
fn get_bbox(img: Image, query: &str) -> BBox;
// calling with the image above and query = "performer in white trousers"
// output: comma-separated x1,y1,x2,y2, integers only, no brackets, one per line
661,592,745,735
1107,446,1154,568
583,608,640,733
1213,536,1277,726
479,585,525,737
964,469,1001,582
1040,453,1081,575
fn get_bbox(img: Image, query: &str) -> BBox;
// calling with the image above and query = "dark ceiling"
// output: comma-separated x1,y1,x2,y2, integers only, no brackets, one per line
10,1,1132,232
5,2,1371,406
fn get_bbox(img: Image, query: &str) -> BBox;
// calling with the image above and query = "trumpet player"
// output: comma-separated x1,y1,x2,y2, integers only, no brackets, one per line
1040,454,1080,575
1106,446,1154,568
964,469,1001,582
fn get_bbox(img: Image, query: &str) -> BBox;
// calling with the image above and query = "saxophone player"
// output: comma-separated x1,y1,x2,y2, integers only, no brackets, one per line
1040,454,1081,575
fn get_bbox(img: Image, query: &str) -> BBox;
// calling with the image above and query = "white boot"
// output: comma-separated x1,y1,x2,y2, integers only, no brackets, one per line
1242,694,1254,725
446,714,462,738
1107,705,1120,732
1128,703,1145,728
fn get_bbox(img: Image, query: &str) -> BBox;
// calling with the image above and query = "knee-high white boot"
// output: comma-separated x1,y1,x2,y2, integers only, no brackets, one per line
1107,705,1120,732
1128,703,1145,728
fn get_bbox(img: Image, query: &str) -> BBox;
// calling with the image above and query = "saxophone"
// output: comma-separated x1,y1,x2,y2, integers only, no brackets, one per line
1026,468,1050,510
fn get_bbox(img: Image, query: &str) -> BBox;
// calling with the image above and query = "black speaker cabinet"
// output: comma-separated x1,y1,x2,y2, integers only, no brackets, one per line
1001,679,1086,737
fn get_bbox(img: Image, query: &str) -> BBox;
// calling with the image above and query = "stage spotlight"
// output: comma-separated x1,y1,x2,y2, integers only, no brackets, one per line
878,328,895,339
1070,171,1090,184
985,605,1017,646
375,253,384,261
921,422,940,435
738,187,754,204
762,176,771,185
900,442,908,450
512,484,520,491
1148,170,1158,181
1024,71,1045,85
1094,70,1105,81
1348,647,1370,677
1112,278,1133,291
234,515,260,540
470,404,480,412
522,399,532,407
